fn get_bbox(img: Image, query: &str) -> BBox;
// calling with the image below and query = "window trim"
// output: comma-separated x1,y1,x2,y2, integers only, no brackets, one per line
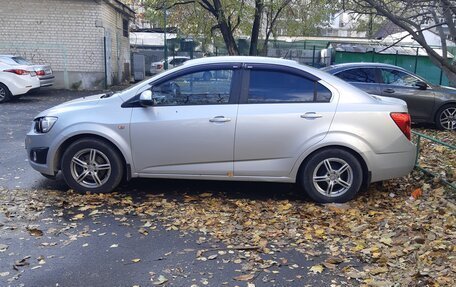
239,65,331,104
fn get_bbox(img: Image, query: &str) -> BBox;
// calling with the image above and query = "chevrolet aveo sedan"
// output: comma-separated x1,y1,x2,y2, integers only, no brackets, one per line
26,57,416,203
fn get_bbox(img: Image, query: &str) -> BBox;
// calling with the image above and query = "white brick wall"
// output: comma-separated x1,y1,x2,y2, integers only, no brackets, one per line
0,0,132,88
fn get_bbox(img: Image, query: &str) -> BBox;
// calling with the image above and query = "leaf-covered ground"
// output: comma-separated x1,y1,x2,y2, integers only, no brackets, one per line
1,129,455,286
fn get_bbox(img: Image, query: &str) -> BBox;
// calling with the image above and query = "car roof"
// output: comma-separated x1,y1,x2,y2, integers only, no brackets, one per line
183,56,298,67
323,62,406,72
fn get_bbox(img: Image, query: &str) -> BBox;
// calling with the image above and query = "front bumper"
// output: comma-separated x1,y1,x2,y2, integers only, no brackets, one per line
25,130,55,176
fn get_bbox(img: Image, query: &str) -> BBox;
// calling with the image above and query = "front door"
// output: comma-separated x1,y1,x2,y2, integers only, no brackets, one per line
234,66,337,177
379,68,435,122
130,66,240,175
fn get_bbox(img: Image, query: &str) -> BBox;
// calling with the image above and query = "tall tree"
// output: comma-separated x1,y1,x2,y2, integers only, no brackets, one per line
145,0,333,56
348,0,456,85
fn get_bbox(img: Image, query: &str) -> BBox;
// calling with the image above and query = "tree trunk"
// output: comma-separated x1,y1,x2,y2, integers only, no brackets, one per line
249,0,264,56
212,0,239,55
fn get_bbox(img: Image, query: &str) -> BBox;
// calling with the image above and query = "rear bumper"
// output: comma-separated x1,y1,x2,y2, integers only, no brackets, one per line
8,77,40,95
368,147,416,182
38,75,55,87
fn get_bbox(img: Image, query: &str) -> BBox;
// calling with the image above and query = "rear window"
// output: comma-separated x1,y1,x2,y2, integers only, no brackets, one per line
248,70,332,103
12,57,32,65
0,57,18,65
335,68,377,83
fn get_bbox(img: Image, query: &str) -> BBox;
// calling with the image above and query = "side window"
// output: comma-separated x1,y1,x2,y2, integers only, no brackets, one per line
151,69,233,106
335,68,377,83
248,70,331,103
381,69,420,87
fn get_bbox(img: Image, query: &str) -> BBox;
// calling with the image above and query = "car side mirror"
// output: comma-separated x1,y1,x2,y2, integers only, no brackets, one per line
415,81,428,90
139,90,154,107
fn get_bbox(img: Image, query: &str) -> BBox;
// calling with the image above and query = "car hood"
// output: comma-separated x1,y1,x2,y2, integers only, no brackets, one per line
34,94,114,119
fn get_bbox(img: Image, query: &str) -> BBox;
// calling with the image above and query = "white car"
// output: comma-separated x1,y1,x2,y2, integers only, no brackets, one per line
0,55,54,87
150,56,190,75
0,62,40,103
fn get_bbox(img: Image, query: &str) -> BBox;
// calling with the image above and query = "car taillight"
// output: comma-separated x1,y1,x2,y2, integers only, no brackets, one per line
35,70,45,76
5,69,30,75
390,112,411,140
156,64,163,69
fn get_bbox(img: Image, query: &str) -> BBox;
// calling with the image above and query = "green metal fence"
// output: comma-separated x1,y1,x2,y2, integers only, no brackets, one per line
412,131,456,190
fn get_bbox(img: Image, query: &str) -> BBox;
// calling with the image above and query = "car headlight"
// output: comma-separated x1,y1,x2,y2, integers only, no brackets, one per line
34,116,58,133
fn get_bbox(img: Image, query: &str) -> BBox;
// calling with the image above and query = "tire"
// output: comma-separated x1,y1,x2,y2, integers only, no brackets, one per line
0,83,11,103
61,138,124,193
435,104,456,131
300,148,363,203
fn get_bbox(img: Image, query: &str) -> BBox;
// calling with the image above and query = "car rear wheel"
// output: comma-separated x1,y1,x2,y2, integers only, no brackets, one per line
300,148,363,203
0,83,11,103
61,138,123,193
435,104,456,131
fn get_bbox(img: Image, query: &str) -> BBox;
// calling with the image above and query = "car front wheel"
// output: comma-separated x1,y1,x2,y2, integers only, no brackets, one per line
300,148,363,203
435,104,456,131
61,138,124,193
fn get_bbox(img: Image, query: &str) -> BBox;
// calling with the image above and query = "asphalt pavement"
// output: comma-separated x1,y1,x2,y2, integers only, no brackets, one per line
0,89,354,287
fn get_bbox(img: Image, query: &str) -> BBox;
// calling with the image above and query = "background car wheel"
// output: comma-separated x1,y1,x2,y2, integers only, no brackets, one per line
435,104,456,130
300,148,363,203
61,138,124,193
0,83,11,103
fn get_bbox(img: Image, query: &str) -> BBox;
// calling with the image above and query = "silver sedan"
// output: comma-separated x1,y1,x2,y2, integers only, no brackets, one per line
25,56,416,203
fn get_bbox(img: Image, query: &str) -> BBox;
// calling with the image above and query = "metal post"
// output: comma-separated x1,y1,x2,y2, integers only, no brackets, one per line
395,50,398,66
163,6,168,70
414,47,419,73
103,36,107,89
415,135,421,165
372,48,375,62
312,45,316,66
439,68,443,85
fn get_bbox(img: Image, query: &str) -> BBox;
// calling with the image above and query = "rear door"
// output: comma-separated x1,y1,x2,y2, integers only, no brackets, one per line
379,68,435,121
333,67,381,95
234,65,337,177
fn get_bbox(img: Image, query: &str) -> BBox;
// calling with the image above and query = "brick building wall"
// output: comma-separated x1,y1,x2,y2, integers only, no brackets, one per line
0,0,133,89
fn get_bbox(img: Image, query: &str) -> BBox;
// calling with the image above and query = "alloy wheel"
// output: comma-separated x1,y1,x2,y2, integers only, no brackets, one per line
312,158,353,197
439,106,456,130
70,148,112,188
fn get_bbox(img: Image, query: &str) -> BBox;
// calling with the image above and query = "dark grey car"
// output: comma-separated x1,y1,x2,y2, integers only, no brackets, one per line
323,63,456,130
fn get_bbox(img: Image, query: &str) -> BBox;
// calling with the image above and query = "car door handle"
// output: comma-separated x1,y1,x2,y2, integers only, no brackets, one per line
301,112,322,119
209,116,231,123
383,88,395,93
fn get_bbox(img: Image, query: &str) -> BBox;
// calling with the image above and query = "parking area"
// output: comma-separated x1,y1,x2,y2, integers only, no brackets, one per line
0,89,455,286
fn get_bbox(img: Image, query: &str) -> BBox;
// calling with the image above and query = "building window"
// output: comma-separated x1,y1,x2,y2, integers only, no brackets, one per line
123,19,129,37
